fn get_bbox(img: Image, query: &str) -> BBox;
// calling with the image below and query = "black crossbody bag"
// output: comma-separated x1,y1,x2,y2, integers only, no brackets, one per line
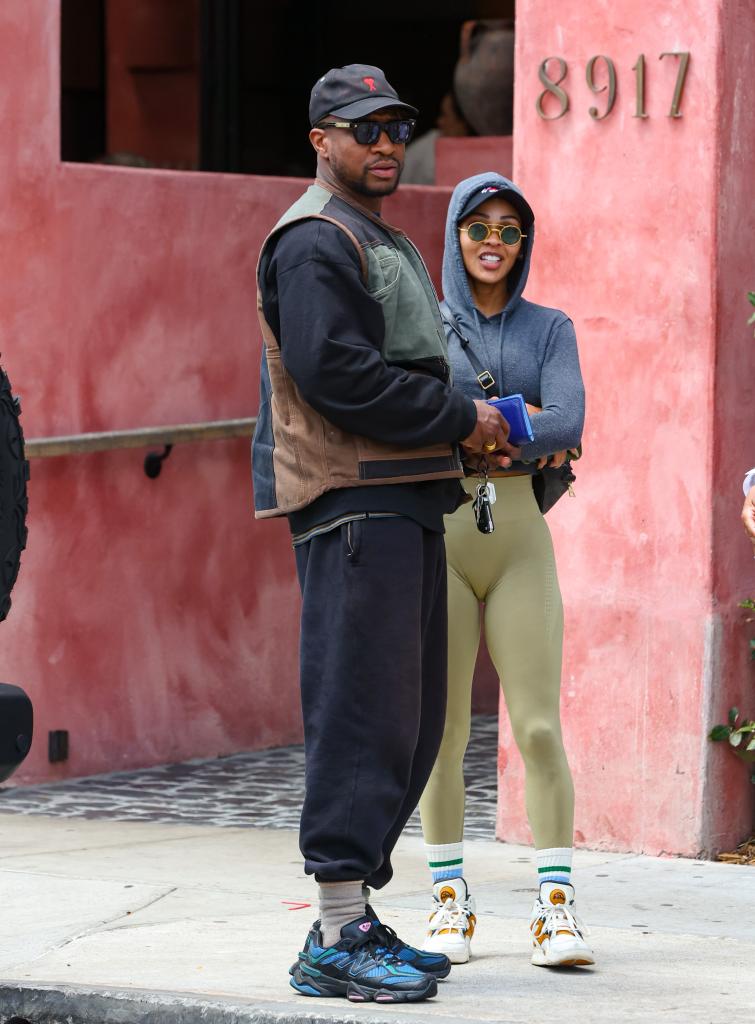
441,311,579,515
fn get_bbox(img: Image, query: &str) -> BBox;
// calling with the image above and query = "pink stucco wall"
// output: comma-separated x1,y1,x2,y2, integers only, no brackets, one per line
0,2,457,783
0,0,300,781
500,0,754,855
435,136,513,186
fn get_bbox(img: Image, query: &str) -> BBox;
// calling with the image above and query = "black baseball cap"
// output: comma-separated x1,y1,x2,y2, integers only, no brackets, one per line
309,64,418,127
458,183,534,227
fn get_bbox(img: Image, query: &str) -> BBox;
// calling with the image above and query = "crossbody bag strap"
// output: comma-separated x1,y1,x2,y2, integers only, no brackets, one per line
440,311,497,394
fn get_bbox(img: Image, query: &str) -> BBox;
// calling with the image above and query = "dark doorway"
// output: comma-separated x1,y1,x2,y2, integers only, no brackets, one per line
61,0,107,163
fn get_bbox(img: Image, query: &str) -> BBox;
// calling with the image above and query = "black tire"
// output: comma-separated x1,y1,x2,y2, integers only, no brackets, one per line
0,365,29,622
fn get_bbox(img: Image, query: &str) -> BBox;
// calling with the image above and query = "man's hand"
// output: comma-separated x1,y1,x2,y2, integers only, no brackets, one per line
742,485,755,549
461,400,520,468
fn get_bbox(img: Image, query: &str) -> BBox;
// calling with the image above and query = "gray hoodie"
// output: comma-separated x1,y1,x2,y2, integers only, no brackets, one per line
441,172,585,465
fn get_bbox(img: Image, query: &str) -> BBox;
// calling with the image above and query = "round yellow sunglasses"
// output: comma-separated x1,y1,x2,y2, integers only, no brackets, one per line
459,222,526,245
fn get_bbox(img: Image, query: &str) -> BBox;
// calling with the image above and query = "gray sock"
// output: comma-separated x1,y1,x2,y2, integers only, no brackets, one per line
362,884,372,906
318,880,366,947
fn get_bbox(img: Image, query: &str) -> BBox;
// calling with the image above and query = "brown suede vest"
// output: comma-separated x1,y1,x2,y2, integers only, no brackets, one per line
253,182,464,519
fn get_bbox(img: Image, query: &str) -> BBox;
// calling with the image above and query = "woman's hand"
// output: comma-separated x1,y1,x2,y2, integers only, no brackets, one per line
528,406,574,469
537,447,580,470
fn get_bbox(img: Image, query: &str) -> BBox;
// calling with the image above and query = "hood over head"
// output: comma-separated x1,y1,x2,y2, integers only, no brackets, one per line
442,172,534,329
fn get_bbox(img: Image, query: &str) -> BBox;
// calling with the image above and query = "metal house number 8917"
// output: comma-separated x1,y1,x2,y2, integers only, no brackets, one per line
536,52,690,120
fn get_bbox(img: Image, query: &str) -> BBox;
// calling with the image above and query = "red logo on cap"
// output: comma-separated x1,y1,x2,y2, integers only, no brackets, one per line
363,77,377,92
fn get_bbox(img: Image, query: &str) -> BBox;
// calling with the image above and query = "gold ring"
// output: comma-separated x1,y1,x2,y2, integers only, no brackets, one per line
483,441,497,452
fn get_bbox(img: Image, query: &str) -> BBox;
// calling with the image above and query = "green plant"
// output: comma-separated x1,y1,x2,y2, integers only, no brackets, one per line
709,708,755,758
749,292,755,336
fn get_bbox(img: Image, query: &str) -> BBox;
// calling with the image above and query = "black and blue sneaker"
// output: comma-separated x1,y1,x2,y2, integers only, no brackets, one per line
366,904,452,979
289,914,438,1003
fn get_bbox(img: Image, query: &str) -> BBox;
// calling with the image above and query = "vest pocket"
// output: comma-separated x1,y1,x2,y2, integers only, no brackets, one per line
264,346,292,426
355,436,462,480
365,244,401,298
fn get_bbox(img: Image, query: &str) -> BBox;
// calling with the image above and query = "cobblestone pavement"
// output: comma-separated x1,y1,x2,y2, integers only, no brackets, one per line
0,715,498,838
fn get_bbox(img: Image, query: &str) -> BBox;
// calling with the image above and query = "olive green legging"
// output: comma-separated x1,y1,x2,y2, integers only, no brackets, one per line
419,475,574,848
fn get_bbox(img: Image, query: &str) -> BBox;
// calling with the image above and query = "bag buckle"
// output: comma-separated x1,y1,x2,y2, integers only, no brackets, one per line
476,370,496,391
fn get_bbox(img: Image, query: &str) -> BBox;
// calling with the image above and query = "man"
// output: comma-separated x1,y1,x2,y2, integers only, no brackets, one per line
252,64,514,1004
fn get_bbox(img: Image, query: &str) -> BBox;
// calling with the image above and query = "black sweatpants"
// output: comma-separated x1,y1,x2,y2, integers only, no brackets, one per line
294,516,448,889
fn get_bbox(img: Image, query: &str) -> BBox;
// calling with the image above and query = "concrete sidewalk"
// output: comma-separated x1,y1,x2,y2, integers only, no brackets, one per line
0,812,753,1024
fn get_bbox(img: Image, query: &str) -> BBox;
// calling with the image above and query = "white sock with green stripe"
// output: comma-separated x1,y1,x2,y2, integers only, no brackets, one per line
536,847,573,887
425,841,464,884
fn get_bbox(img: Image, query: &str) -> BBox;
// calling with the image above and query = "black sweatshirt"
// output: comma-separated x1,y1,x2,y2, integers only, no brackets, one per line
261,219,477,535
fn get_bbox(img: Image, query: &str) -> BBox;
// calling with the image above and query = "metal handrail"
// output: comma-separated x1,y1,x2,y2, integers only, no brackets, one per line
25,417,257,458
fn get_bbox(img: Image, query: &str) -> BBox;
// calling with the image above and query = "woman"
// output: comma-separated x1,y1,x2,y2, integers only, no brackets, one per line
418,172,593,968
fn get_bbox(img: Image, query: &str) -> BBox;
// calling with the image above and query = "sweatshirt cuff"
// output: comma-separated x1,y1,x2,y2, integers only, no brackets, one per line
455,395,478,442
744,468,755,496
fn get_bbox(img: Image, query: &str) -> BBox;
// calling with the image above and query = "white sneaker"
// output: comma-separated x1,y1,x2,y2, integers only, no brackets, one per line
421,877,476,964
530,882,594,967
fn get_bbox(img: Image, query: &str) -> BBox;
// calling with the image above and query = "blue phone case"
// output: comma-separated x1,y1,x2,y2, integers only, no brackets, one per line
486,394,535,446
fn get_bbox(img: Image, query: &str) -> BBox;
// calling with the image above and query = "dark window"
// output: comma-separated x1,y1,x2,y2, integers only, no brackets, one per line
61,0,514,176
61,0,107,163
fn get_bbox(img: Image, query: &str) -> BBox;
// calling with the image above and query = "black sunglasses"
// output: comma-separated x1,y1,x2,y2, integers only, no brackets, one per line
316,119,417,146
